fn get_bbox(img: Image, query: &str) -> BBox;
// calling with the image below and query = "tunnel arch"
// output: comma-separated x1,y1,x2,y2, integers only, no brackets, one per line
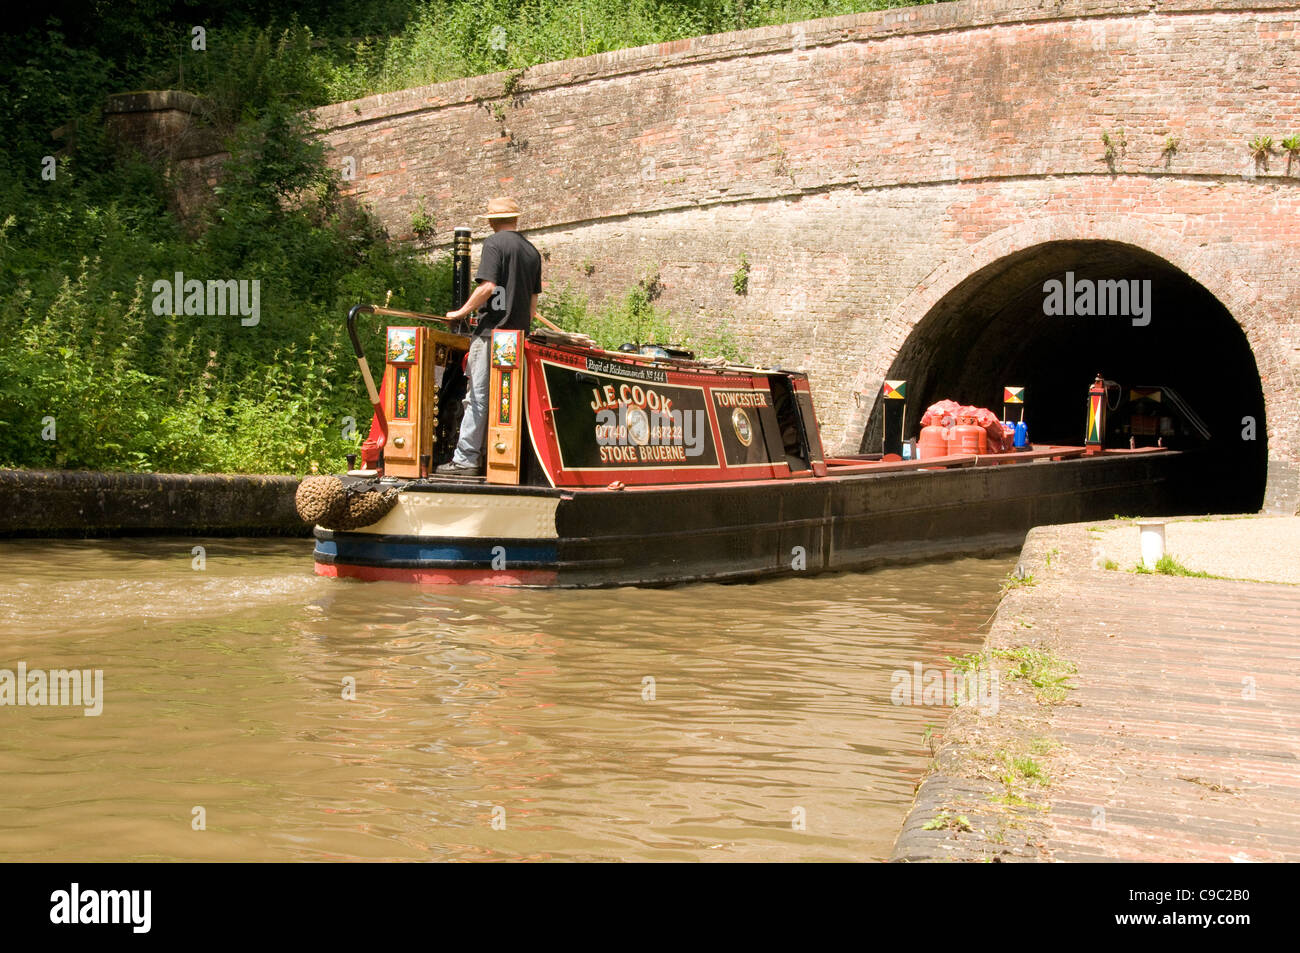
845,217,1278,512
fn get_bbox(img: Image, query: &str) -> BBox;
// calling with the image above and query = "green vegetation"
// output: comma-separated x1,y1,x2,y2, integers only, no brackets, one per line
1101,558,1119,571
1000,569,1036,593
288,1,949,103
1001,753,1046,787
945,650,995,710
946,651,985,674
409,199,436,242
922,724,937,757
1,13,452,474
1101,128,1126,170
546,276,744,360
1127,552,1295,586
732,253,751,296
993,647,1076,704
1249,135,1274,161
1283,135,1299,174
922,810,972,832
980,738,1055,810
12,2,959,473
1131,555,1215,578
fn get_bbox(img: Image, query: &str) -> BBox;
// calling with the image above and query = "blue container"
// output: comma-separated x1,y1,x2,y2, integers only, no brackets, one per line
1014,421,1029,449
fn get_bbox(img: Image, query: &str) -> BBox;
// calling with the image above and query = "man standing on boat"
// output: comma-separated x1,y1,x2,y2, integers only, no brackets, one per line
438,197,542,476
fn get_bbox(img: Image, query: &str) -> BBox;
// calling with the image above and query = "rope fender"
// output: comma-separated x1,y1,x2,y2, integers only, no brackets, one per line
295,476,399,530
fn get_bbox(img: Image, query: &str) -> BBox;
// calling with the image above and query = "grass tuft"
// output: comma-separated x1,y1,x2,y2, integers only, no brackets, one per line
993,647,1076,704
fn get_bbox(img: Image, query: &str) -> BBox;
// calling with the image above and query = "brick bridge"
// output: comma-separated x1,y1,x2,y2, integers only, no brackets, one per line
265,1,1299,510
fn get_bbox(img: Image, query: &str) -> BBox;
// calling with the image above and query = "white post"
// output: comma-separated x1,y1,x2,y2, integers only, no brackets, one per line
1138,520,1166,570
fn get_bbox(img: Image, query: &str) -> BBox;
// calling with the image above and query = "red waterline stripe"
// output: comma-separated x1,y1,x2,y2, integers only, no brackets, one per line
315,561,556,587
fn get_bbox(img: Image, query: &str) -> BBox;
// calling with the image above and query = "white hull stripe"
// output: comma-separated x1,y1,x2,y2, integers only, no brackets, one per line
349,491,560,539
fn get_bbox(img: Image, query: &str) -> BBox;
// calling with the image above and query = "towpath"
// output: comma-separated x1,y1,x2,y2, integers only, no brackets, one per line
892,515,1300,862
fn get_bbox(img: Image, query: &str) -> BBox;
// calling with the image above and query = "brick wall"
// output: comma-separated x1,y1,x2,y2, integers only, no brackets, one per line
103,91,227,225
248,1,1300,507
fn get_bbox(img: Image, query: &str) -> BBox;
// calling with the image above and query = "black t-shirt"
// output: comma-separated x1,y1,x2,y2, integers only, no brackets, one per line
473,229,542,336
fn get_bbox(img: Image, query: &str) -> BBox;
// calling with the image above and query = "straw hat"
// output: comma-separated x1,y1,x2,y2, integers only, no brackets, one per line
480,196,521,220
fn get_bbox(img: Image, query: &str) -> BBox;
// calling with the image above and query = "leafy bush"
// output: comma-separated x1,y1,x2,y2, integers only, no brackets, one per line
2,1,937,474
0,39,448,474
545,284,744,362
308,1,942,101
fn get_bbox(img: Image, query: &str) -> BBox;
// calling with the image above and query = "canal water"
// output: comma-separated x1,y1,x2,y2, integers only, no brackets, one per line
0,539,1012,862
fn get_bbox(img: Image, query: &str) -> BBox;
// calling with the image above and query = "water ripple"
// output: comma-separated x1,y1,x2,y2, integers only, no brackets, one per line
0,538,1011,861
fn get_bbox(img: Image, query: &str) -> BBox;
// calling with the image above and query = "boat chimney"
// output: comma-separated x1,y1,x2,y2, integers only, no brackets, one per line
453,227,472,311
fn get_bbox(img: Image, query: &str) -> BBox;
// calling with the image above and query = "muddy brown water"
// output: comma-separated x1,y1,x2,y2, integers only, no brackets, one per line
0,539,1013,861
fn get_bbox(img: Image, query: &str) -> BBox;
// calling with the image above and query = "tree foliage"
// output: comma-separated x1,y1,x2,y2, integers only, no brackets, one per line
0,1,936,473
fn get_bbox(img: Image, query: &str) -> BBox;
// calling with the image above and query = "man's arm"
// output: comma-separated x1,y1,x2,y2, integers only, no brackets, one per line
446,280,495,320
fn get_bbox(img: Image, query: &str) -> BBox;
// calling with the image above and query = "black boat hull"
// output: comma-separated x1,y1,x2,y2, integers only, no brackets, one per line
314,451,1191,587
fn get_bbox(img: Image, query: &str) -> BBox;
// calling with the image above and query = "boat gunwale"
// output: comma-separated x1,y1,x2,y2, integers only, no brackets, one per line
360,445,1172,497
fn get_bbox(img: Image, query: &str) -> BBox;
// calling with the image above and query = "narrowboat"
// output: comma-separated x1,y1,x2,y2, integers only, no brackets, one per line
298,231,1186,588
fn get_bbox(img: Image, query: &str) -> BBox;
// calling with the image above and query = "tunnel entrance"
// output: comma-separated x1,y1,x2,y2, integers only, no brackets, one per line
864,240,1267,512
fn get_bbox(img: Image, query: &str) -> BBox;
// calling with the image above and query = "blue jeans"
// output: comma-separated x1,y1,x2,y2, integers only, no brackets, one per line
452,335,491,468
